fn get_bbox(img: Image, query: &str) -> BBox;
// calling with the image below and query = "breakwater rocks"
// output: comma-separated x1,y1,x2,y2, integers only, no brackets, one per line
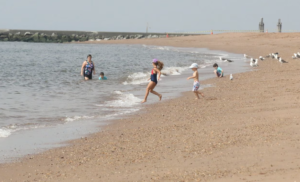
0,29,193,43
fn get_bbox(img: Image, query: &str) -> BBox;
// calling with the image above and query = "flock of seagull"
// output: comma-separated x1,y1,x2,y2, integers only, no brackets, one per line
218,52,299,80
244,52,287,67
244,52,289,67
219,52,294,68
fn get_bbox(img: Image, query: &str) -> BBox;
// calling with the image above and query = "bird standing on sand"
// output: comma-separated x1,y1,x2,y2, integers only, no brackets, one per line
230,74,233,80
259,56,265,60
244,54,250,58
269,53,279,59
293,53,300,58
279,57,287,63
254,59,259,66
250,58,256,67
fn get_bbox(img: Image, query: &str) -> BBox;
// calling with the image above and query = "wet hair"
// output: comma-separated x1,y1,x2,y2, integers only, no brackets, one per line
153,60,164,71
213,63,218,68
100,72,104,76
87,54,92,58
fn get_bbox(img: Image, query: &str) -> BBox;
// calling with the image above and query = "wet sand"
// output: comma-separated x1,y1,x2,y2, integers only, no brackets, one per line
1,33,300,182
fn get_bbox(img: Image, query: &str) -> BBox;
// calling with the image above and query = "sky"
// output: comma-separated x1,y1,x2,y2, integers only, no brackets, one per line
1,0,299,33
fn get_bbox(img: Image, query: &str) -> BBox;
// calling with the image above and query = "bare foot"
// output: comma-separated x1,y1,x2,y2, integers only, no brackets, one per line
201,93,205,97
159,94,162,101
141,100,147,103
195,98,199,100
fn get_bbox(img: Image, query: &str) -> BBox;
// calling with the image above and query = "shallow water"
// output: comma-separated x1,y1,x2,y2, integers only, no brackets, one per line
0,42,250,162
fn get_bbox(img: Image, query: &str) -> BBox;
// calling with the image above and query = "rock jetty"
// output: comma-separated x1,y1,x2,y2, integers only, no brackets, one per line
0,29,193,43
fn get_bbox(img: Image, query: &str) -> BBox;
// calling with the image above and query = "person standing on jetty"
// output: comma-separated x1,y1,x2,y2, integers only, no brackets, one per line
141,59,163,103
81,54,96,80
187,63,205,100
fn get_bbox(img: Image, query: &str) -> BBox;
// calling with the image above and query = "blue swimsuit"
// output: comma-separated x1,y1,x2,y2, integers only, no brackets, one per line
150,69,158,84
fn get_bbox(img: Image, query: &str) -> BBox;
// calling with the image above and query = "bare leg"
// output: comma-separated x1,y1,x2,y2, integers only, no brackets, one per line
142,82,153,103
194,91,200,100
150,90,162,101
142,82,161,103
142,88,150,103
197,90,204,97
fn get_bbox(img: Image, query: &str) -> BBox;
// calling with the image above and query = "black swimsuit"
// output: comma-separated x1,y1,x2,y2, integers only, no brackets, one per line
84,61,94,79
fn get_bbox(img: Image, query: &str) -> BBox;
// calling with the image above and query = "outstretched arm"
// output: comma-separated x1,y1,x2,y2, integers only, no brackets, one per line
187,72,196,80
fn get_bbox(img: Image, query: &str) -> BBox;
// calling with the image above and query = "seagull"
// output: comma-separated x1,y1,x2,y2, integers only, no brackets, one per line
293,53,300,58
224,59,234,62
279,57,288,63
230,74,233,80
250,58,257,67
269,53,279,59
244,54,250,58
269,54,275,59
259,56,265,60
254,59,259,66
219,57,234,62
250,59,254,67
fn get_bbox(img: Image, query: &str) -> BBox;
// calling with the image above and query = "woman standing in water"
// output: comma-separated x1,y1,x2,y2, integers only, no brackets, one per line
142,59,163,103
81,54,95,80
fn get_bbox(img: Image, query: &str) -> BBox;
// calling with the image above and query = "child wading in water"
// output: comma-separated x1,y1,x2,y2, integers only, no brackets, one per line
142,59,163,103
99,72,107,80
187,63,205,100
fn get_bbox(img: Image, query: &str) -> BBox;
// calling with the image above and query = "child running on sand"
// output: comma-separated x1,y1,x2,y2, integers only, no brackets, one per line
187,63,205,100
141,59,163,103
213,63,224,78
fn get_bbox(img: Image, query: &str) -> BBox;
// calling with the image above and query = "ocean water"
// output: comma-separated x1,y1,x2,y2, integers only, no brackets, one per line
0,42,249,162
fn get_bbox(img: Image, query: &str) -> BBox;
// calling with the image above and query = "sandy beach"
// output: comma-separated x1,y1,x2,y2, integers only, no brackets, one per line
1,33,300,182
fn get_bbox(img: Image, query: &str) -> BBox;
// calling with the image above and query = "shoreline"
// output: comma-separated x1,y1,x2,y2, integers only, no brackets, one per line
1,33,300,181
0,44,248,163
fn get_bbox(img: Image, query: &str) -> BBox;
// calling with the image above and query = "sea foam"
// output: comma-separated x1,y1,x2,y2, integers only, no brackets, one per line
0,128,11,138
103,91,142,107
123,66,188,85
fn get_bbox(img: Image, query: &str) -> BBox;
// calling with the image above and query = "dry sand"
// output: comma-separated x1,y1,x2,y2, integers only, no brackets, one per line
1,33,300,182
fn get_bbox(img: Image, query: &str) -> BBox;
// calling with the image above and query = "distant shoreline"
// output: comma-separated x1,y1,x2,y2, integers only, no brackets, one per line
0,29,199,43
